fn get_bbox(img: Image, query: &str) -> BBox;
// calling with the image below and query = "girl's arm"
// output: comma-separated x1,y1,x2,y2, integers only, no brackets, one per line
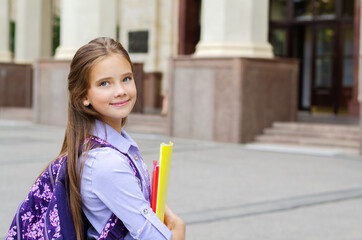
84,148,172,239
164,205,186,240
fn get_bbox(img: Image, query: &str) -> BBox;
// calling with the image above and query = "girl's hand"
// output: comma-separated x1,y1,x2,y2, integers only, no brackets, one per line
164,204,186,240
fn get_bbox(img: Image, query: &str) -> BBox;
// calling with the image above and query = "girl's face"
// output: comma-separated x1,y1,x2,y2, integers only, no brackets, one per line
84,53,136,130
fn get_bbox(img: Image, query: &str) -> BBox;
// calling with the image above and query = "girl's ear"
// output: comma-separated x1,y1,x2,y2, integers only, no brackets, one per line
83,97,90,106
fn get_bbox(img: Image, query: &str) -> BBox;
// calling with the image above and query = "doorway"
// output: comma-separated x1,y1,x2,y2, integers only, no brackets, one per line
291,24,354,114
178,0,201,55
269,0,356,115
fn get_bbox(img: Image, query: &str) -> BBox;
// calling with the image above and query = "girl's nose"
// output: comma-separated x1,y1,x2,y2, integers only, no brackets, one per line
114,83,126,97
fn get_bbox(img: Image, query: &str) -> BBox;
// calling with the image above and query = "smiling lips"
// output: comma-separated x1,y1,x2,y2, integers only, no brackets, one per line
110,100,129,107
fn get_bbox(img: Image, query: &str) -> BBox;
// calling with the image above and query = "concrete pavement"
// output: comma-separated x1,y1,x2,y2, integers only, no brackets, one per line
1,119,362,239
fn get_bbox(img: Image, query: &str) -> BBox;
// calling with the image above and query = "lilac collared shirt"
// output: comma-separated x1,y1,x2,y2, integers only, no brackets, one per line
80,120,172,239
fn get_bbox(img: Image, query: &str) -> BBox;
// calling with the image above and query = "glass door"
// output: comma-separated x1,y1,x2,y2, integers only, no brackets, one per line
338,24,354,112
311,25,337,112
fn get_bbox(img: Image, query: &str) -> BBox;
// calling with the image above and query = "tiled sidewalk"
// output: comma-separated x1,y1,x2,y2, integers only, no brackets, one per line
1,120,362,239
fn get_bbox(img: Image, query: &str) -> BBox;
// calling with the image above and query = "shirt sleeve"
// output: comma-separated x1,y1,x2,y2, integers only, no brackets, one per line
91,148,172,240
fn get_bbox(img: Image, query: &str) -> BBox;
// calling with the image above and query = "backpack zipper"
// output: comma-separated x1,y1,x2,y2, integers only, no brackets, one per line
15,204,21,240
43,164,52,240
48,164,55,189
44,212,50,240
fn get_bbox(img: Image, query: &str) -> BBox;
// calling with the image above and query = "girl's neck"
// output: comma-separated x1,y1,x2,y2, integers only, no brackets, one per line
101,118,123,135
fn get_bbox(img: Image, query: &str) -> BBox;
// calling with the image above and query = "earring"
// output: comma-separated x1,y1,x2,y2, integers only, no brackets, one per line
83,100,90,106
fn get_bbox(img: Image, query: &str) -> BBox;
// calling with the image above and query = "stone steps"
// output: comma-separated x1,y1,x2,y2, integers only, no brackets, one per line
264,127,360,141
272,122,360,134
124,113,167,134
255,122,360,149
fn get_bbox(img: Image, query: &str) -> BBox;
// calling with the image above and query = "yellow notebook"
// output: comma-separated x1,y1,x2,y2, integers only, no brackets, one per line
155,142,173,222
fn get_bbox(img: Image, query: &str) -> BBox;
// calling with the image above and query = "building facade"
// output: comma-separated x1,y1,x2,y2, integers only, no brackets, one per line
0,0,179,112
178,0,360,116
1,0,362,147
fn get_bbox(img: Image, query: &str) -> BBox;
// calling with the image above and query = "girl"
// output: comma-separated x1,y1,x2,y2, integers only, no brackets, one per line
63,37,185,239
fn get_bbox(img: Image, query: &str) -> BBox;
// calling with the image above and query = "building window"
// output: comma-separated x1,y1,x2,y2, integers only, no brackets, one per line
315,0,335,19
270,29,287,56
315,28,334,88
294,0,313,20
270,0,287,21
9,0,16,54
52,0,60,55
343,0,354,17
293,0,336,20
342,27,354,87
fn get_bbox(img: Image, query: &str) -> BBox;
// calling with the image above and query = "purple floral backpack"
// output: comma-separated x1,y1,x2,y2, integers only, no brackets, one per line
6,136,141,240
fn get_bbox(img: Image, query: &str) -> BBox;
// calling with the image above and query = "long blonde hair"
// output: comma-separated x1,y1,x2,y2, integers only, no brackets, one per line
59,37,133,240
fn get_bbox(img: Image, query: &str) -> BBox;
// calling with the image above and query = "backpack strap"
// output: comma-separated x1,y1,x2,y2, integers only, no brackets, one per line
98,215,128,240
88,135,141,183
87,136,142,240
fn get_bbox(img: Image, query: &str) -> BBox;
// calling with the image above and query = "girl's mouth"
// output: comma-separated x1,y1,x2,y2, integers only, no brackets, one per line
110,100,129,107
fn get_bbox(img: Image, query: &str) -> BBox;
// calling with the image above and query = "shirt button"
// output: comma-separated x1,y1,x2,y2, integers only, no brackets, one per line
143,208,148,215
134,155,139,161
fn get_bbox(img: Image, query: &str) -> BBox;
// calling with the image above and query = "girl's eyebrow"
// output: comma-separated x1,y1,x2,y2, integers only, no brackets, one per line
95,77,112,84
94,72,133,84
122,72,133,78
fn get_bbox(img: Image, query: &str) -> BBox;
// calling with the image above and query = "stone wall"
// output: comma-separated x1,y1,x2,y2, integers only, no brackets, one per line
168,56,299,143
33,59,70,126
0,62,32,107
143,72,162,111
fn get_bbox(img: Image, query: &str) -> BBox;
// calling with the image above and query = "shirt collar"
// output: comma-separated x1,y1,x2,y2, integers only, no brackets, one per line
92,119,138,153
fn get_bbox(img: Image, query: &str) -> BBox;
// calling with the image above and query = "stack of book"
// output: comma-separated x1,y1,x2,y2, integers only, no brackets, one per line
151,142,173,222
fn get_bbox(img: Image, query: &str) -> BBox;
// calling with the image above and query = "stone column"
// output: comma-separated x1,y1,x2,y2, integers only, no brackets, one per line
15,0,52,63
0,0,12,61
55,0,117,59
194,0,273,58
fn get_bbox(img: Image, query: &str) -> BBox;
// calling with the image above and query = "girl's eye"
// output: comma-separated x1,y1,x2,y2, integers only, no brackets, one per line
123,76,132,82
100,81,109,87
